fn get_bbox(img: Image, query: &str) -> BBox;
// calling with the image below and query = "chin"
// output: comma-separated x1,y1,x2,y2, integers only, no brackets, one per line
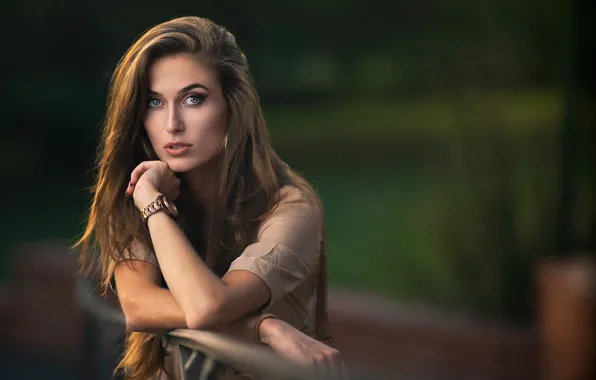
163,158,201,173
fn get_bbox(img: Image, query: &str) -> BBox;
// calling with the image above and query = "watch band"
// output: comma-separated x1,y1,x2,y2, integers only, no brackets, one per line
141,194,177,228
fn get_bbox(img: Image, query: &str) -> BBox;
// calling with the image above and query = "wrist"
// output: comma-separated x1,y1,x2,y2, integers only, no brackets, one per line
134,186,162,211
258,316,284,345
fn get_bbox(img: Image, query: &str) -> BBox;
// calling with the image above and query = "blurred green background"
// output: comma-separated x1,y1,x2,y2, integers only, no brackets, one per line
1,0,594,325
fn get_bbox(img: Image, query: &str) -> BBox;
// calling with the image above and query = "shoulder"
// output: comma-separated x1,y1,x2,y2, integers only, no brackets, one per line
267,184,322,223
256,184,324,244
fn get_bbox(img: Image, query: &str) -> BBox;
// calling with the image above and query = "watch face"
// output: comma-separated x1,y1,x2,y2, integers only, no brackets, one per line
163,197,179,216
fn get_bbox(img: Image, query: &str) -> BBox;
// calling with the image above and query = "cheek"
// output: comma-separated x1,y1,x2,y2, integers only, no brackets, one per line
211,105,229,138
142,113,163,143
143,112,157,133
187,108,227,141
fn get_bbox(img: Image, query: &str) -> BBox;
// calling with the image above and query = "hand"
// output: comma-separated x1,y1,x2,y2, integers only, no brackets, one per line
125,161,181,210
260,318,350,379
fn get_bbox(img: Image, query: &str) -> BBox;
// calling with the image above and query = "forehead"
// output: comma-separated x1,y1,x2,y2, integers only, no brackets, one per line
147,53,218,92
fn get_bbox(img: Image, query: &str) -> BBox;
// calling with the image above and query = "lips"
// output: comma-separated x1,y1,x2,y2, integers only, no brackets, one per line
164,142,193,149
164,142,193,157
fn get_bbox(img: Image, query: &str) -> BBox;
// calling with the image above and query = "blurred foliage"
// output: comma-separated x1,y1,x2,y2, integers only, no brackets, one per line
1,0,594,323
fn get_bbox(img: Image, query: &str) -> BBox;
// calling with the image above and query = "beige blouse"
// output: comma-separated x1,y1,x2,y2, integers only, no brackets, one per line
120,185,324,379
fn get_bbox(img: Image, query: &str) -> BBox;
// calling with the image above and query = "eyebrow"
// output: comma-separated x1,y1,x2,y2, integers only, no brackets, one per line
148,83,209,96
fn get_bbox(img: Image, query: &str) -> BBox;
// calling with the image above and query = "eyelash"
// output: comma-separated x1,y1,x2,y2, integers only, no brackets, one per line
185,93,206,105
147,93,207,108
148,98,162,108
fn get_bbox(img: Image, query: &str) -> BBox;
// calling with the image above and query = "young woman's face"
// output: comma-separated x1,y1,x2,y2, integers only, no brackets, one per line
143,53,228,173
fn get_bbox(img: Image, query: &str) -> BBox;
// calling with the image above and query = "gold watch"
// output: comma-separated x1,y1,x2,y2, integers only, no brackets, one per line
141,194,179,228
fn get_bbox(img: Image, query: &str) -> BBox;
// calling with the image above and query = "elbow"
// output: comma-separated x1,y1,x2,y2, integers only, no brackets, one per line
124,309,147,332
125,315,144,332
185,297,224,330
120,296,146,332
185,314,206,331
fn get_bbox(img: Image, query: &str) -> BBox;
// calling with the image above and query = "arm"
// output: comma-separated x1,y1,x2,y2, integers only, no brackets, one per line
143,194,271,329
115,260,348,376
128,161,271,329
115,259,269,342
114,259,185,332
128,161,322,331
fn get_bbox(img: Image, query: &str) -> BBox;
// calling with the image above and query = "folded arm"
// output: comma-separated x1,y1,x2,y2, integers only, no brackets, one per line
135,186,322,330
114,260,347,376
142,200,271,329
114,260,268,342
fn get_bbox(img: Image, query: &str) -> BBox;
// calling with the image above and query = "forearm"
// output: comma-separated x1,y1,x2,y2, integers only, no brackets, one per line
127,285,264,343
145,198,227,324
122,283,187,332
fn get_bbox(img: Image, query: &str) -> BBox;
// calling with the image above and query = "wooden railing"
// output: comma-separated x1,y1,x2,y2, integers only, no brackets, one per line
75,277,322,380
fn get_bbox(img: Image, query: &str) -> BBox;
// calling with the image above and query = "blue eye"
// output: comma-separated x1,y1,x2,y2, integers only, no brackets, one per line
148,98,162,108
184,94,206,105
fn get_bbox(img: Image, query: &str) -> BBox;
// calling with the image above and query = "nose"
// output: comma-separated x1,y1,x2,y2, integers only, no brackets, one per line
165,105,184,134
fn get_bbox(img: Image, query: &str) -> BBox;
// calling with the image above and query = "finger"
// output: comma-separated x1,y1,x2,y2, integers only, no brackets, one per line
312,354,331,380
169,177,181,190
338,361,351,380
165,189,180,201
126,162,155,196
323,352,341,380
324,348,349,380
127,161,160,197
328,351,350,380
163,178,181,200
125,179,138,197
125,183,135,197
129,161,154,186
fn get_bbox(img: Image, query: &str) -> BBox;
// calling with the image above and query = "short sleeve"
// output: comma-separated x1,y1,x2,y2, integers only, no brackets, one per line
120,240,160,267
225,186,323,305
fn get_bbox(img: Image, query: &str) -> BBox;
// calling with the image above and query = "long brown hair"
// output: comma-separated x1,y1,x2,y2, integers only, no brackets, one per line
74,16,330,379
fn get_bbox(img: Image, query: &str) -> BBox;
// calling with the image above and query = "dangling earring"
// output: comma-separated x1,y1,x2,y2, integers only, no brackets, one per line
223,134,228,150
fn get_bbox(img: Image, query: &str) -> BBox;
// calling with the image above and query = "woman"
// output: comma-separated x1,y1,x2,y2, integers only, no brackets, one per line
75,16,347,380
